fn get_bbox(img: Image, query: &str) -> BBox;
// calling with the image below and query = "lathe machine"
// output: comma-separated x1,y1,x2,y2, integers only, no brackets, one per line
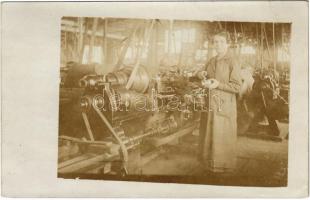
58,63,207,176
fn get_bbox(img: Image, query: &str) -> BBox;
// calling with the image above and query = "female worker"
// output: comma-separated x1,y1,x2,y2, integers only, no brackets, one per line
198,30,242,173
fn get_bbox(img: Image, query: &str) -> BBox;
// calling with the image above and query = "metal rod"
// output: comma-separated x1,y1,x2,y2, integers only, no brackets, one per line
59,135,111,146
280,24,285,71
58,153,116,173
240,23,244,36
256,23,259,65
233,22,237,43
217,22,223,30
77,17,84,61
88,18,98,63
103,18,108,66
79,19,89,63
81,112,95,141
93,105,129,163
272,23,276,70
261,23,263,69
261,91,267,109
168,19,174,56
263,23,271,59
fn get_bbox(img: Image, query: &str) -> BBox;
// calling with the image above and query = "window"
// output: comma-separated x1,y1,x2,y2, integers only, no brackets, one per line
164,28,196,54
277,47,290,62
125,47,134,59
82,45,102,64
124,44,148,61
241,45,256,55
195,49,208,61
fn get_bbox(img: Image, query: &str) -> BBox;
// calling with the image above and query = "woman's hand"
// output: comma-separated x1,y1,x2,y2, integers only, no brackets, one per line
197,71,208,80
202,78,219,89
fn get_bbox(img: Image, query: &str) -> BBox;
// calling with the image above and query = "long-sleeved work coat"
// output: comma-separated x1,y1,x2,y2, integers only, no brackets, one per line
199,51,242,173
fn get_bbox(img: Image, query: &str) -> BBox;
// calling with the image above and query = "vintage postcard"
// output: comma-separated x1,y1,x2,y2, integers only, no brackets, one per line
1,1,308,198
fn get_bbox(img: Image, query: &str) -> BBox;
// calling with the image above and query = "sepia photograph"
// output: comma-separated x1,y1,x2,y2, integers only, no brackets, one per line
58,17,291,187
1,1,308,197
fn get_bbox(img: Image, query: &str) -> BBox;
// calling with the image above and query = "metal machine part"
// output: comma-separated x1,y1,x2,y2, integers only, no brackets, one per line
79,67,150,93
240,68,289,137
59,65,205,175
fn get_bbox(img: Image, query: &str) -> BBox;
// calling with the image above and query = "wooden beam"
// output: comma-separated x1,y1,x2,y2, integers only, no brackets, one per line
61,25,125,40
58,154,92,169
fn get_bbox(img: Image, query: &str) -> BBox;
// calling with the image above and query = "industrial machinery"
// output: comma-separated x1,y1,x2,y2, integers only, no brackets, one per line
58,64,207,176
242,67,289,138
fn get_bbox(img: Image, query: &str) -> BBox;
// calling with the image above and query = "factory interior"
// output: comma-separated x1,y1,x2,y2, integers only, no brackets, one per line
58,17,290,187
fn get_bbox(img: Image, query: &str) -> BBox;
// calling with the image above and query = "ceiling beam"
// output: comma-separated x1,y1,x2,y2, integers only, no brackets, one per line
61,25,125,40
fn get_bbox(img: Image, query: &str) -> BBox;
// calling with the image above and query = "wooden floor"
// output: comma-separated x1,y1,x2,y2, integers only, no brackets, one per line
141,122,288,187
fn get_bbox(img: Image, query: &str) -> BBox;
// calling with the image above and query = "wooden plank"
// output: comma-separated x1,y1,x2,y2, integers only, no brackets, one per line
58,154,92,169
58,144,79,160
58,153,117,174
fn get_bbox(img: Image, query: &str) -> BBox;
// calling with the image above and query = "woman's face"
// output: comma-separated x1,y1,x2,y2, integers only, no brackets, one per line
213,35,229,55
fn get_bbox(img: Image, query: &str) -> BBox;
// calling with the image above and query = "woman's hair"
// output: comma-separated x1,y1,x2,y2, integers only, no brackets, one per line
214,30,231,43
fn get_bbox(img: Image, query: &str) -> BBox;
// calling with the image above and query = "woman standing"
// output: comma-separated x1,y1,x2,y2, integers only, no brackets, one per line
198,30,242,173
